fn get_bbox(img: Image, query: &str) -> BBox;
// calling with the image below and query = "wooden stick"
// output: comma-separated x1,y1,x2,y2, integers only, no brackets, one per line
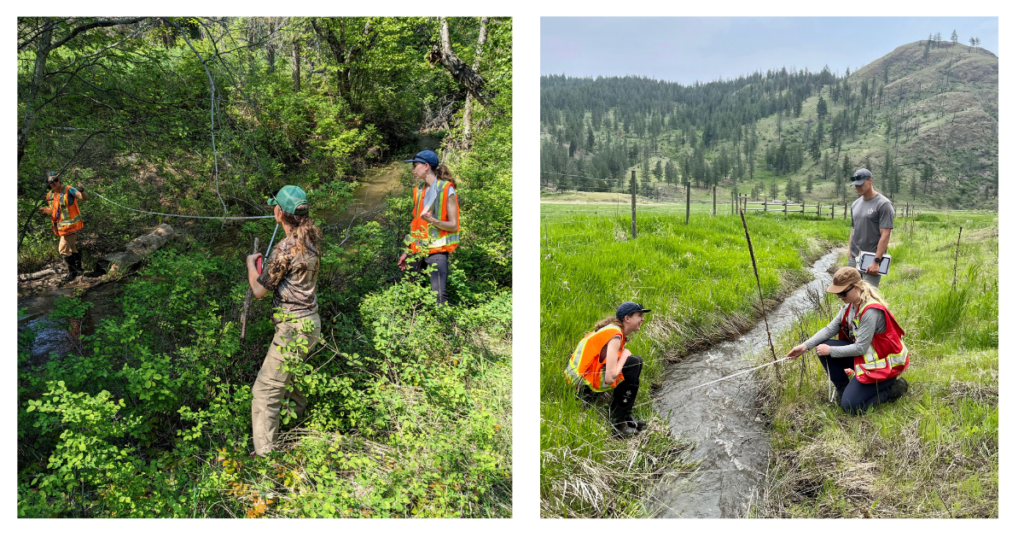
739,209,782,383
240,236,260,342
952,226,963,291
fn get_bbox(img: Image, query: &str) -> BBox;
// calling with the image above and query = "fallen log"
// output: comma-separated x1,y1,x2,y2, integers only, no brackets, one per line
18,267,57,282
96,223,175,277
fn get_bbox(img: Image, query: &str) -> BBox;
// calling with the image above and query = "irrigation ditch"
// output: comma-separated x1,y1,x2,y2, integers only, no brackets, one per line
646,248,842,518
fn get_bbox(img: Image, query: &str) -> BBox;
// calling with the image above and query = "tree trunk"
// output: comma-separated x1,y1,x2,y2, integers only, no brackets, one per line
436,18,492,106
291,38,301,93
17,23,53,166
462,17,489,147
310,18,346,97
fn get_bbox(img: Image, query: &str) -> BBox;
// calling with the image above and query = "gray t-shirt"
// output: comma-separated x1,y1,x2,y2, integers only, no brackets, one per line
850,193,895,258
803,303,886,358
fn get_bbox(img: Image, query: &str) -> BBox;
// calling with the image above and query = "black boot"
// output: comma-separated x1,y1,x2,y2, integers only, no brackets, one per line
888,378,909,402
60,256,78,283
72,252,85,274
626,413,647,431
609,383,641,438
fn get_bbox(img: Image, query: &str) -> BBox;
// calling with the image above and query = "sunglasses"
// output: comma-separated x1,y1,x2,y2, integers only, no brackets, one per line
837,284,855,298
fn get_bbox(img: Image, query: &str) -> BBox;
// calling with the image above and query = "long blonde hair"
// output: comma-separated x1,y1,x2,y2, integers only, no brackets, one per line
593,316,623,332
853,280,889,309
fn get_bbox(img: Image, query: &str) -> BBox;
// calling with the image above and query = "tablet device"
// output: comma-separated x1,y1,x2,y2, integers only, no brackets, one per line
857,253,891,275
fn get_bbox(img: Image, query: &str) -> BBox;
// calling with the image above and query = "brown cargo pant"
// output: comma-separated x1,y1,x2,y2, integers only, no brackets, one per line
58,233,79,257
251,313,321,455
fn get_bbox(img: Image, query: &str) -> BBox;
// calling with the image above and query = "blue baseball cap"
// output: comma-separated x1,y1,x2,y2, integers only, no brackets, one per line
405,150,439,167
616,302,652,320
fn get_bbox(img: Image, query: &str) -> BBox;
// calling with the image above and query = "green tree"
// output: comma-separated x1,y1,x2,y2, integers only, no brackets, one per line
665,161,677,185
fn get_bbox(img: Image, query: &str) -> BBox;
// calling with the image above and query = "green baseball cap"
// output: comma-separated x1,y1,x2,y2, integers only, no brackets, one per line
267,185,309,215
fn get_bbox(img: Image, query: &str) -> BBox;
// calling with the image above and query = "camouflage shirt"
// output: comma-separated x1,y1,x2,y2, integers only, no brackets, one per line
256,236,319,319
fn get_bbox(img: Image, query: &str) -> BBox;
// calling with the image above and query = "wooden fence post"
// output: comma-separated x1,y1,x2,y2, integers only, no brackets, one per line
630,170,637,239
685,181,691,225
713,185,717,216
831,203,835,219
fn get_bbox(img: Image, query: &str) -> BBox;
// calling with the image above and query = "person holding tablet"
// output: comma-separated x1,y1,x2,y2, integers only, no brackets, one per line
848,168,895,288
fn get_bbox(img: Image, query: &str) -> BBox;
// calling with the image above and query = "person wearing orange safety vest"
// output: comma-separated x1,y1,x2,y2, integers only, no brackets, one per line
786,267,909,414
565,302,651,437
37,171,87,283
398,150,460,305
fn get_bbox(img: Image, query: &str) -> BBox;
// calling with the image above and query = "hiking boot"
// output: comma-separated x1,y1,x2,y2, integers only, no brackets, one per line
626,413,647,431
60,256,78,283
72,252,85,274
612,420,640,438
888,378,909,402
609,382,641,438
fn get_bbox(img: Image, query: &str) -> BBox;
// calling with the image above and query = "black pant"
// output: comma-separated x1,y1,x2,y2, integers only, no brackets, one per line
817,339,899,415
413,252,448,305
577,355,643,403
609,355,643,421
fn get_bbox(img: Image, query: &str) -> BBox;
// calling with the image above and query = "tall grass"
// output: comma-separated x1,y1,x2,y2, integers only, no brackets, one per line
540,204,850,517
757,211,998,518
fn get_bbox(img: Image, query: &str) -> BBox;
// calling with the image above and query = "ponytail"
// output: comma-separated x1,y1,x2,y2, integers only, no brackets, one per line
593,316,623,332
431,163,456,187
854,280,888,309
280,205,323,263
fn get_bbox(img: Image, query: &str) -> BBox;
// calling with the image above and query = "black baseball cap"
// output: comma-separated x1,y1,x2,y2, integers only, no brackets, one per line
616,301,652,320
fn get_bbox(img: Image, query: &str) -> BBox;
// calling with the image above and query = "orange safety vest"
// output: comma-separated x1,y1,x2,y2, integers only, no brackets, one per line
46,185,84,236
564,324,626,392
842,299,909,384
405,179,459,255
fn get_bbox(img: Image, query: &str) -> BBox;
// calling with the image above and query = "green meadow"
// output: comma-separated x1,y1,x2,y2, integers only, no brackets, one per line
540,204,997,518
540,204,850,517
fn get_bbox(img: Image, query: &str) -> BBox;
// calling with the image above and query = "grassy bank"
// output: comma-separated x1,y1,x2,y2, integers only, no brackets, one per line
540,204,851,517
757,211,998,518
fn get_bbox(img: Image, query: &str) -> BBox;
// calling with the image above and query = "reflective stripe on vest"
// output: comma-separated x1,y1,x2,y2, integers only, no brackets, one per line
47,186,83,236
564,324,623,392
851,299,908,381
405,180,459,253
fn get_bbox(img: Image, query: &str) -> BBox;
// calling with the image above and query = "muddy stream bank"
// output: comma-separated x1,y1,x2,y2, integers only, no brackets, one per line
648,249,841,518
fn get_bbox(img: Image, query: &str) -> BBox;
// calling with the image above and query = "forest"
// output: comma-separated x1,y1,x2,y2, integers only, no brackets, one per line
17,16,512,518
541,36,997,209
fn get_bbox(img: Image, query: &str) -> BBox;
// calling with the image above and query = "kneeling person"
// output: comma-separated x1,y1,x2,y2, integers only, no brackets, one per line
785,267,910,414
565,302,651,437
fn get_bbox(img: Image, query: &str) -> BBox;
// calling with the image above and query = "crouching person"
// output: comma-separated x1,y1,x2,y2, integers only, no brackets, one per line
785,267,909,414
565,302,651,437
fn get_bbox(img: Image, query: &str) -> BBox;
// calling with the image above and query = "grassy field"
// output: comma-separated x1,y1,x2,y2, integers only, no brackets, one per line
756,210,998,518
540,203,852,517
541,202,997,518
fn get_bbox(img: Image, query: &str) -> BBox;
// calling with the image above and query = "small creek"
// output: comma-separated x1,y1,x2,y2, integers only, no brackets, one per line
649,249,840,518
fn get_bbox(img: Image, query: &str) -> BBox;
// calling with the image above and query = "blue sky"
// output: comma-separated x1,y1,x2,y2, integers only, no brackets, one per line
541,17,999,84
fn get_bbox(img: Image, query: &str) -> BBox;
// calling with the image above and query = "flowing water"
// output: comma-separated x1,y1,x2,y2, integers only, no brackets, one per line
17,282,119,365
649,249,841,518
